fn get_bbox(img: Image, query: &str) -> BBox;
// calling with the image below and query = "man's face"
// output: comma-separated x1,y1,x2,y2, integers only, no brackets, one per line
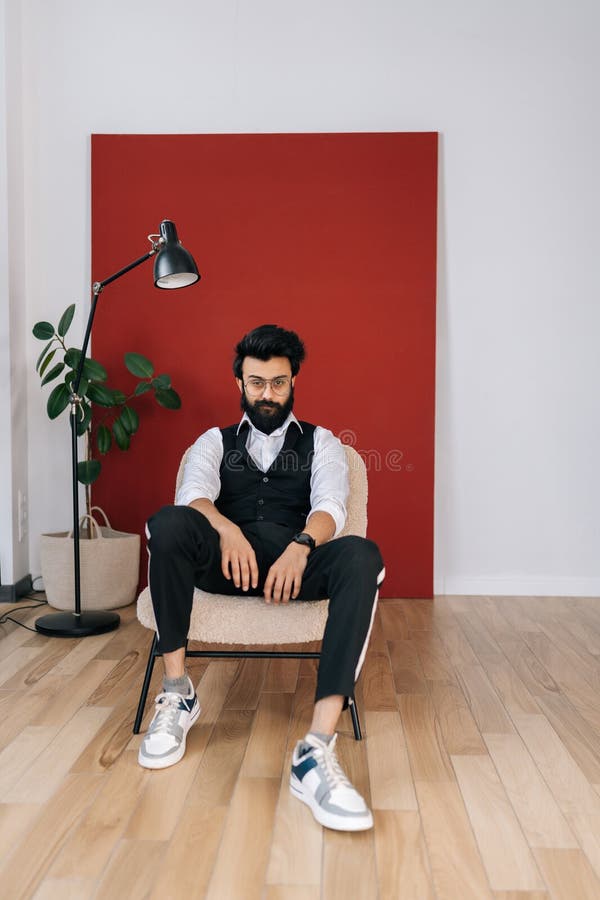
237,356,295,434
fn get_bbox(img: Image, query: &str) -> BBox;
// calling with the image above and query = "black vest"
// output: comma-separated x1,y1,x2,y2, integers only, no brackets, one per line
216,421,316,531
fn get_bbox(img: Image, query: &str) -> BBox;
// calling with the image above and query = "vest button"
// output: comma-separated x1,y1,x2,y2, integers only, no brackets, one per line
257,498,264,505
263,476,269,483
257,515,264,521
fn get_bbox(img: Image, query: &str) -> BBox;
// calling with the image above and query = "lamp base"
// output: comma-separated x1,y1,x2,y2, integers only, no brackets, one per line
35,610,120,637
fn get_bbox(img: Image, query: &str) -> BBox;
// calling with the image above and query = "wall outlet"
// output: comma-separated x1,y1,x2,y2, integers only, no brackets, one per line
17,490,28,543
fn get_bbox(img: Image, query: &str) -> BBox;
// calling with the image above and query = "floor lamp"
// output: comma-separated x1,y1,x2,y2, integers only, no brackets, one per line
35,219,200,637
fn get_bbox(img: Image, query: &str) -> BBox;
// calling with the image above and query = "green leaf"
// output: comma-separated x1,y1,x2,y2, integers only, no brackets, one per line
76,401,92,436
33,321,55,340
77,459,101,485
152,373,171,390
47,383,71,419
77,377,89,398
83,358,108,382
97,424,112,454
119,405,139,435
154,387,182,410
41,362,65,387
124,352,154,378
64,350,108,383
64,370,89,396
39,348,58,379
57,304,76,337
36,339,55,372
86,382,117,407
134,381,153,396
112,418,130,450
111,389,127,405
64,347,81,369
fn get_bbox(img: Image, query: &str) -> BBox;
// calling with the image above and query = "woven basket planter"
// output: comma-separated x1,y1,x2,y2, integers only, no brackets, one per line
40,507,140,611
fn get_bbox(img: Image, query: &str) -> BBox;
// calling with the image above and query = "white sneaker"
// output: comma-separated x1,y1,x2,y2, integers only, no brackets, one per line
138,677,200,770
290,733,373,831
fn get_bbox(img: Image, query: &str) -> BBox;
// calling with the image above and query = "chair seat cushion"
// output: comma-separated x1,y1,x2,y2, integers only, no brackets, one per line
137,586,329,645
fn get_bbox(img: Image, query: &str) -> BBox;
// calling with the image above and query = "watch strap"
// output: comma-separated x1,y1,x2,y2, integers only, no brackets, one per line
292,532,316,552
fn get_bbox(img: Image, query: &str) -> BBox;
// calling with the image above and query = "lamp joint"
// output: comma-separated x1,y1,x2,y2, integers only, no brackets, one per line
147,234,165,253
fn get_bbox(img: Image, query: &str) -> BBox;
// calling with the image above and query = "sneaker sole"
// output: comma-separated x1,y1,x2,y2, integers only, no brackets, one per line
290,777,374,831
138,701,201,770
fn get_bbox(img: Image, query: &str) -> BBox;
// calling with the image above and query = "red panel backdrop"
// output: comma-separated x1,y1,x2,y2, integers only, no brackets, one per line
91,133,437,598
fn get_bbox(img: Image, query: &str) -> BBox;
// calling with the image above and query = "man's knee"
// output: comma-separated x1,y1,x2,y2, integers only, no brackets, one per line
333,535,384,578
146,505,205,554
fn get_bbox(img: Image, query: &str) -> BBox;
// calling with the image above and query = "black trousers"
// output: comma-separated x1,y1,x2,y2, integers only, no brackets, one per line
146,506,385,703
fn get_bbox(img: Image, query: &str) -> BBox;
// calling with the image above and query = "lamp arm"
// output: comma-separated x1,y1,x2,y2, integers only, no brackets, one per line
71,248,157,396
94,247,158,292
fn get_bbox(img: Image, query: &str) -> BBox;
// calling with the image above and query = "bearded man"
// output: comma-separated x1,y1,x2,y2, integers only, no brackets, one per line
139,324,385,832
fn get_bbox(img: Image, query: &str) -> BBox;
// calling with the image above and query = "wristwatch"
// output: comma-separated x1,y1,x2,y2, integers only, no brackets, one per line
292,532,316,552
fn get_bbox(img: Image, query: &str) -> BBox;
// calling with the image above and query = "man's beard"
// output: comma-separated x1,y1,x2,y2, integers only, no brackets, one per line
241,387,294,435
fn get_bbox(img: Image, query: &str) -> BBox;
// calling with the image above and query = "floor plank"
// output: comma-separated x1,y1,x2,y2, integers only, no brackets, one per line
0,802,42,864
428,678,488,755
205,776,279,900
322,827,378,900
266,748,323,887
4,706,112,803
33,877,96,899
186,709,254,807
416,779,494,899
483,732,578,849
95,839,167,900
150,804,228,899
513,714,600,815
364,710,417,810
49,751,149,879
533,847,600,899
451,753,546,891
398,693,455,782
373,809,435,899
0,773,103,898
241,691,293,778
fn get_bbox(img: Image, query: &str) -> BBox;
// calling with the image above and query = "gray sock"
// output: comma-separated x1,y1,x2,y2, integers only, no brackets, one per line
306,731,334,746
163,673,190,695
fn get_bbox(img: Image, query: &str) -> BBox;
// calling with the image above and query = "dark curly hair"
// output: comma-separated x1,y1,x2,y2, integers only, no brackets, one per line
233,324,306,378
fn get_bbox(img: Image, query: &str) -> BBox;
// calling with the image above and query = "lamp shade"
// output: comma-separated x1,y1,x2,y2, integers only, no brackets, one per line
153,219,200,289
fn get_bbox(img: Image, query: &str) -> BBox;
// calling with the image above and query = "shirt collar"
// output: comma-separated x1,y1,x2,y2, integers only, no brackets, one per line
237,411,303,438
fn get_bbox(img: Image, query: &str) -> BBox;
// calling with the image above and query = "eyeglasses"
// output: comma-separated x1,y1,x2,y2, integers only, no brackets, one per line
244,376,291,396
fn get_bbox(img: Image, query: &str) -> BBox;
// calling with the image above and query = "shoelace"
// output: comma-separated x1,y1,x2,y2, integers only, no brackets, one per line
311,734,352,791
150,691,186,733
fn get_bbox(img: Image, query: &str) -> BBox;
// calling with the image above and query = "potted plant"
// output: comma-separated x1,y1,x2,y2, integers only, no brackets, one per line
32,302,182,609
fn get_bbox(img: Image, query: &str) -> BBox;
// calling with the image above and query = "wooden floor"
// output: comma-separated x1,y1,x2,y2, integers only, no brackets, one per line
2,595,600,898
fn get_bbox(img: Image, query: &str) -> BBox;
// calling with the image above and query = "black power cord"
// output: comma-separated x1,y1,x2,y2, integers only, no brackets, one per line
0,592,48,633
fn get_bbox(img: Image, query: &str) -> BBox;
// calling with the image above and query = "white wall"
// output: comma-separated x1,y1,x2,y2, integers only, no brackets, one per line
0,1,12,583
2,0,598,595
1,0,28,587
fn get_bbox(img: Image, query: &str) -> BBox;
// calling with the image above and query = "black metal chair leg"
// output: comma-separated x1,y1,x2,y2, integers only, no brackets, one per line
133,633,159,734
133,636,365,740
348,695,362,741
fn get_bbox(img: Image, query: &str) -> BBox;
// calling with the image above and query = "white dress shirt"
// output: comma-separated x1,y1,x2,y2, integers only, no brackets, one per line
176,412,349,536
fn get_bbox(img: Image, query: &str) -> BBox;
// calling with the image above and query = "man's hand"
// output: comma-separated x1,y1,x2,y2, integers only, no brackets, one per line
263,542,310,604
219,522,259,591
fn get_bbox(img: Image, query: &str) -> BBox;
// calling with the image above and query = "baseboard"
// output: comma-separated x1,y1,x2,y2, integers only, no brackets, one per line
0,574,34,603
434,575,600,597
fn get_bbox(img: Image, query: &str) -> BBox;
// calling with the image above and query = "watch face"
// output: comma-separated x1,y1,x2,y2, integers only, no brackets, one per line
294,533,315,550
